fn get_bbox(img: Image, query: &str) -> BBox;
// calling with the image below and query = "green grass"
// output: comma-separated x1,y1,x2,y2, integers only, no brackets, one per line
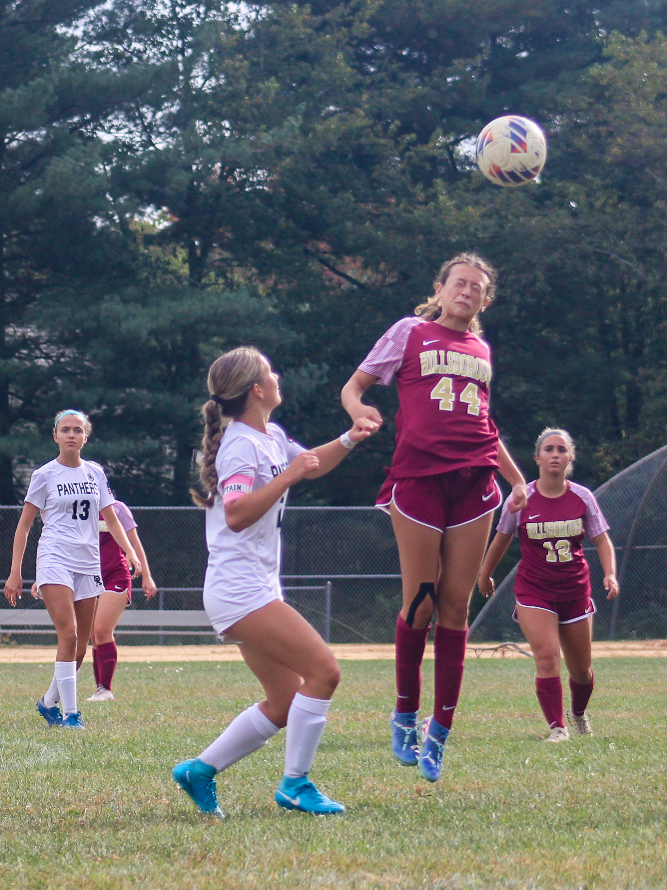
2,657,666,890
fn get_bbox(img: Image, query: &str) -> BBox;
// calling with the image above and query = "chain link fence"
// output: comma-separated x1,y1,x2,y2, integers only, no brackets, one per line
0,506,402,645
3,443,667,646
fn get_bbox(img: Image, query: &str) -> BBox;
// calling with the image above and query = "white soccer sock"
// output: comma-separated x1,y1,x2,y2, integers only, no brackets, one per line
283,692,331,779
199,704,279,773
43,670,60,708
55,661,78,717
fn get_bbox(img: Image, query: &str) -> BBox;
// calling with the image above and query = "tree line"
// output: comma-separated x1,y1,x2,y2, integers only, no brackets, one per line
2,0,667,506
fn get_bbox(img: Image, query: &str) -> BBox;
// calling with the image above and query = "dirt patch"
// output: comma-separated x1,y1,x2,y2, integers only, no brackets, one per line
0,640,666,663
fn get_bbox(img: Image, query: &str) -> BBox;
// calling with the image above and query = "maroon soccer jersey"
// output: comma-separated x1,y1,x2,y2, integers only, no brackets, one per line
359,316,499,477
99,501,137,581
497,480,610,601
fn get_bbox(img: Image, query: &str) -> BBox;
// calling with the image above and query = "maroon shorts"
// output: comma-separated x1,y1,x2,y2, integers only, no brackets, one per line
102,566,133,605
514,593,596,624
377,466,501,532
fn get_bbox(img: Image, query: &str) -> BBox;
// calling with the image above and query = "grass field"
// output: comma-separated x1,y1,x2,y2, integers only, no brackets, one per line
1,656,666,890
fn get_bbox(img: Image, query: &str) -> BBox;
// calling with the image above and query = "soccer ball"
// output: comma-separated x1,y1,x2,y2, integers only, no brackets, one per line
476,115,547,187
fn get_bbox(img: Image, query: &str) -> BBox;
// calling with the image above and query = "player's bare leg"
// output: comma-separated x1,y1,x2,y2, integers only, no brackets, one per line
88,590,127,700
560,616,594,734
516,605,568,739
39,585,85,726
174,601,344,816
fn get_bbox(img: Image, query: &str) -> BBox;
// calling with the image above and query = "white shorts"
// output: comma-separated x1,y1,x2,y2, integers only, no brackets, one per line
36,566,104,602
203,579,283,641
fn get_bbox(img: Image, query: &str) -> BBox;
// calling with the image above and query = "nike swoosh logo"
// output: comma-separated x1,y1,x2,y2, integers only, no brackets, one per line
441,705,455,711
481,491,496,501
279,793,301,807
422,339,440,345
529,514,540,519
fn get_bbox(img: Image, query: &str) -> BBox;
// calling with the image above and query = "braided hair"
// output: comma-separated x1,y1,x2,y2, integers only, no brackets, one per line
191,347,265,508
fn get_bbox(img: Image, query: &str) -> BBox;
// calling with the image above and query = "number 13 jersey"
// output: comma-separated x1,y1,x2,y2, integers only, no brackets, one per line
25,458,114,574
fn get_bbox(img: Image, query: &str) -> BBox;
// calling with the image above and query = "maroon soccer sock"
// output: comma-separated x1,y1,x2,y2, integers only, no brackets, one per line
92,647,100,687
536,676,565,728
395,614,430,713
433,625,467,730
96,640,118,691
569,672,595,716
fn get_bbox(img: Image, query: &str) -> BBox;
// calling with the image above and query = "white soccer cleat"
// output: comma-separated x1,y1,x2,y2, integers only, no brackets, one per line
567,708,593,736
87,685,115,702
546,725,570,743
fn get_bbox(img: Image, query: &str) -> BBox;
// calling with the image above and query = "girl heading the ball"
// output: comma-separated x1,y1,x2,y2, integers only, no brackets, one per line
341,253,527,782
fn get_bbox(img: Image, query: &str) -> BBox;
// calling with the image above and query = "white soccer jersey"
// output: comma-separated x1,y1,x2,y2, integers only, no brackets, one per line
25,458,115,574
203,421,305,632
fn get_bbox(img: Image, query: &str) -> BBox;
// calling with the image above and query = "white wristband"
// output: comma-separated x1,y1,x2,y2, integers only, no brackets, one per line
339,431,356,450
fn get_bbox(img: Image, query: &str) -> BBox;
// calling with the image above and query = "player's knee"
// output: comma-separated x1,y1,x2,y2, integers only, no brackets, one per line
436,601,468,629
58,627,78,650
404,582,436,628
534,649,560,675
319,658,341,696
569,667,593,685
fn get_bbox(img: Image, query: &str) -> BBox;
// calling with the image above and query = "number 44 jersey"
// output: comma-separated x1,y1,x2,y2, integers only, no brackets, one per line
25,458,114,574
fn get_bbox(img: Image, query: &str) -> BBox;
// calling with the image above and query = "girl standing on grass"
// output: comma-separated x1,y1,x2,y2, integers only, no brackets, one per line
477,428,618,740
341,253,527,782
87,500,158,702
4,410,141,728
172,346,378,818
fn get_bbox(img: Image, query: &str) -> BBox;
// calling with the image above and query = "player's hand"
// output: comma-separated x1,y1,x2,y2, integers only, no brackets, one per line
286,450,320,483
4,572,22,607
508,483,527,514
477,574,495,598
143,575,158,600
351,404,383,427
126,550,142,577
349,417,381,443
604,574,619,600
31,582,39,600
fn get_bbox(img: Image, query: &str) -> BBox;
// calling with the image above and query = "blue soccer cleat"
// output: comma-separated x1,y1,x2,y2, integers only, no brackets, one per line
61,711,85,729
275,775,345,815
173,759,224,818
390,710,419,766
36,698,63,726
418,716,450,783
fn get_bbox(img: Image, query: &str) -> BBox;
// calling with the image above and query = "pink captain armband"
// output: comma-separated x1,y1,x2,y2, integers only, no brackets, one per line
222,474,254,504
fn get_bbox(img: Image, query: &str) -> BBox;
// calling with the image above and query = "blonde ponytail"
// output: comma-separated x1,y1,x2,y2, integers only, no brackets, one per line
191,347,265,508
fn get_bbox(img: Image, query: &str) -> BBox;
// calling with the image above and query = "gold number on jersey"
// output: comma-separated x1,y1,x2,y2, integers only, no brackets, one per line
430,377,481,414
430,376,455,411
460,382,481,416
543,540,573,563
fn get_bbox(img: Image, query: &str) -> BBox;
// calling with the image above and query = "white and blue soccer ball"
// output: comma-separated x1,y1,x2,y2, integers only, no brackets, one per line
476,115,547,187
